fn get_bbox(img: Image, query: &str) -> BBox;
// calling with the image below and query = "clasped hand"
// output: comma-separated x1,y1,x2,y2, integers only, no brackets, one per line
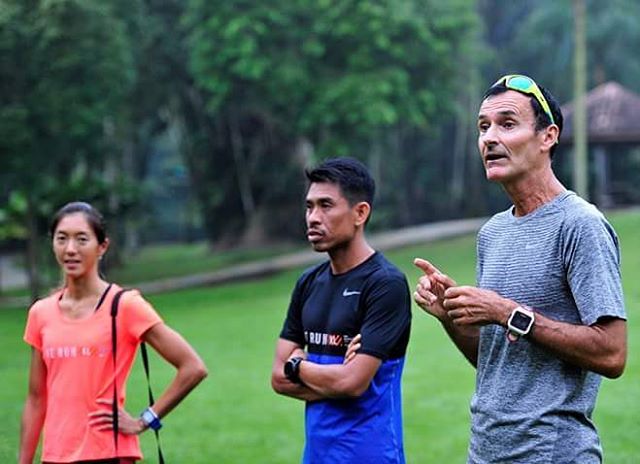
413,258,511,327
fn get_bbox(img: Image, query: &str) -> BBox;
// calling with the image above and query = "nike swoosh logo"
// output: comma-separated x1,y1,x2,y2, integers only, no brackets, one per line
342,289,361,297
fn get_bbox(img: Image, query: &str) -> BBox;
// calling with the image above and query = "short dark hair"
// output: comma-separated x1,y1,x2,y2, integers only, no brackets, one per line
483,80,564,158
305,157,375,208
50,201,107,244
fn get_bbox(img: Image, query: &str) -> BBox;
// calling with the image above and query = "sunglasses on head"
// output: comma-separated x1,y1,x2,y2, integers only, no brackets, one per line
493,74,555,126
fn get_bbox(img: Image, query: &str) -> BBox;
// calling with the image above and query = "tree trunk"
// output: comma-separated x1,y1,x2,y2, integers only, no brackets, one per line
572,0,589,199
451,101,469,213
25,196,41,302
291,136,314,167
229,110,255,219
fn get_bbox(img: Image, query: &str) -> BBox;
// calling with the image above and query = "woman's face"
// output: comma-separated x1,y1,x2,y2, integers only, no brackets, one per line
52,212,109,279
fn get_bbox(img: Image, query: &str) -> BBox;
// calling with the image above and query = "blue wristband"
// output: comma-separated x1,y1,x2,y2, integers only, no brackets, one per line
140,407,162,431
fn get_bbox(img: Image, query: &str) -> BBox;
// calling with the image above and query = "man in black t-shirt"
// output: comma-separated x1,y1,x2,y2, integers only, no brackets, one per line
271,157,411,464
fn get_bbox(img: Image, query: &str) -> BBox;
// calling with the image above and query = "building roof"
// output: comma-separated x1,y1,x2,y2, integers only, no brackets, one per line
560,81,640,144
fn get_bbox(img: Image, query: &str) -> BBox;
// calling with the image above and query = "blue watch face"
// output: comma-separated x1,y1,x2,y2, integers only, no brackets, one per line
142,410,155,425
142,410,162,430
140,409,162,430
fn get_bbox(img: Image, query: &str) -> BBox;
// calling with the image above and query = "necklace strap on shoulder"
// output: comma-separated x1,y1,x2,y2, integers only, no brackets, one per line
94,283,113,312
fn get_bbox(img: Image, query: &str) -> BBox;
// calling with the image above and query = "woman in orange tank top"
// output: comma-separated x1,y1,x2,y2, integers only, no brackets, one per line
19,202,208,464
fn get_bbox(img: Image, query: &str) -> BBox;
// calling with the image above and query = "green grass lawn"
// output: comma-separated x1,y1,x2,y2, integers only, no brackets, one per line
1,210,638,462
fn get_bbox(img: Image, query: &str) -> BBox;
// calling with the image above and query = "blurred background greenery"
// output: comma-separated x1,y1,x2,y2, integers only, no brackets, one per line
2,0,640,300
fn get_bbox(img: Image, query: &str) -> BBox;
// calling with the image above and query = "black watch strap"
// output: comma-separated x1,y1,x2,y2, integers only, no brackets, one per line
284,356,304,384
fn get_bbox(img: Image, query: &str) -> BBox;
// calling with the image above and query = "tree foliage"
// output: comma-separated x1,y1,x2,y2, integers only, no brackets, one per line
0,0,135,298
181,0,480,241
3,0,640,296
478,0,640,102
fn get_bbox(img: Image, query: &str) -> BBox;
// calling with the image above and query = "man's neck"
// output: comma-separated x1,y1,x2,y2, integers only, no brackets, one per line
504,169,566,217
328,236,375,275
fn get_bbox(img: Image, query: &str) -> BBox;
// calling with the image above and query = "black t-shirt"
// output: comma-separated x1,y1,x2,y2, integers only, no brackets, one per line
280,252,411,361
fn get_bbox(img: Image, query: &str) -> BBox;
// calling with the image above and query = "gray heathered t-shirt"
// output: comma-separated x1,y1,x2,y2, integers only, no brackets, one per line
468,191,626,464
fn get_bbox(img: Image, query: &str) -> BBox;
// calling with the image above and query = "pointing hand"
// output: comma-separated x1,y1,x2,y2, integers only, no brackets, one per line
413,258,457,322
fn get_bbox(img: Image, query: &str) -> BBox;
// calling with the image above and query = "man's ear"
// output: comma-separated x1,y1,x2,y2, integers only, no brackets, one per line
353,202,371,227
541,124,560,152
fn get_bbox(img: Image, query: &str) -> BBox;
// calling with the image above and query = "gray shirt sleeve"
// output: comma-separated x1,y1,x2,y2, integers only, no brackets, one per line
561,208,626,325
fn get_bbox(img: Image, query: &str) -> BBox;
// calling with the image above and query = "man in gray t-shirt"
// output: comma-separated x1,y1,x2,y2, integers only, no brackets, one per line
414,75,627,464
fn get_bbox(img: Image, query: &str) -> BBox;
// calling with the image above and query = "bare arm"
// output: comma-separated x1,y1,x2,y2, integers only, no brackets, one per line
271,338,324,402
272,337,381,400
436,315,480,368
18,348,47,464
443,285,627,378
524,315,625,378
140,323,209,415
89,323,208,434
298,354,381,398
414,258,480,366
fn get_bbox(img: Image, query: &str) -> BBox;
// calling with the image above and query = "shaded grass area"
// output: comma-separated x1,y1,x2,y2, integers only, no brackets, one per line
109,241,299,285
0,210,637,462
0,242,299,301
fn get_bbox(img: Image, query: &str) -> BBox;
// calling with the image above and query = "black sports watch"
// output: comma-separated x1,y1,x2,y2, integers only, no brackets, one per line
507,305,535,342
284,357,304,384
